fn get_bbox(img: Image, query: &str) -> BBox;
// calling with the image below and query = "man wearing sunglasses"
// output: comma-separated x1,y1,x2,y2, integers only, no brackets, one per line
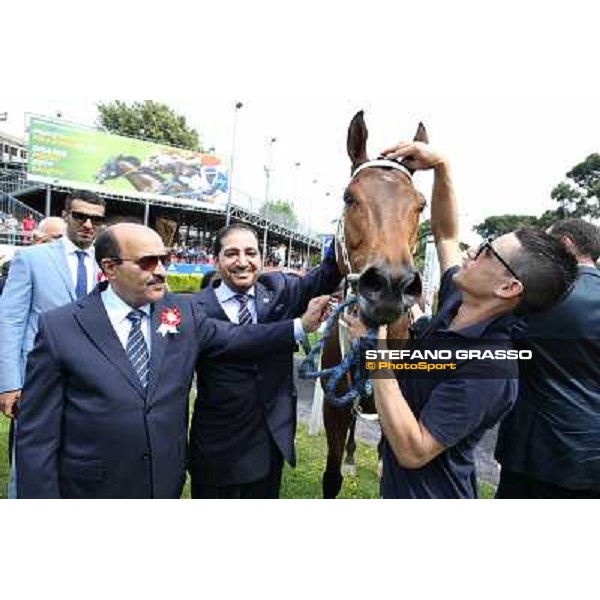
15,223,330,498
347,139,578,499
0,190,105,497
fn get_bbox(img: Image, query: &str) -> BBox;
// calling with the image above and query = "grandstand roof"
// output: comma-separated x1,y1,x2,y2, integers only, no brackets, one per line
0,130,26,147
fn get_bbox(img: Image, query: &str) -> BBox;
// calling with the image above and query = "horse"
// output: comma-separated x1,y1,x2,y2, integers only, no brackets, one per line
96,155,166,193
320,110,427,499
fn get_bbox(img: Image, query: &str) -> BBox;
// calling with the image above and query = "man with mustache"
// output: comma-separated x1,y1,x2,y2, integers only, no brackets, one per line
189,224,342,499
15,223,330,498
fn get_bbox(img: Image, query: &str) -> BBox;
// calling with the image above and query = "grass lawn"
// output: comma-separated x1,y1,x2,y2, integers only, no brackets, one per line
178,423,380,499
0,416,495,499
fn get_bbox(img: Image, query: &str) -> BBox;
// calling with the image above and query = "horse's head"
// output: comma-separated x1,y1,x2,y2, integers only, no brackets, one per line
340,111,426,326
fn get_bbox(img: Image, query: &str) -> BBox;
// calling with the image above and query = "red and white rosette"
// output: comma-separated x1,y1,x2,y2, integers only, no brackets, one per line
157,306,182,337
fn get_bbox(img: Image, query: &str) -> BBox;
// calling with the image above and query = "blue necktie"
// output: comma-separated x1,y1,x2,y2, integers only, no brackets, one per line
75,251,88,299
126,310,150,389
235,294,253,325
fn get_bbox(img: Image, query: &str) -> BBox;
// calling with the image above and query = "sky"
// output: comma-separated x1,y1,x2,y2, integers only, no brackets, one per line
2,0,598,243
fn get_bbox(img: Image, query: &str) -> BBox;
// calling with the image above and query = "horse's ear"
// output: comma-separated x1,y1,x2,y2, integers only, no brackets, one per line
347,110,369,168
413,122,429,144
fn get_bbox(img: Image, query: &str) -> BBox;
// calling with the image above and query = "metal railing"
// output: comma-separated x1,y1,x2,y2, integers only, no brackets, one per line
0,192,44,248
0,164,29,196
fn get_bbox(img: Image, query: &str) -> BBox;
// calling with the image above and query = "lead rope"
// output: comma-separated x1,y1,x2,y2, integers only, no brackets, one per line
298,294,378,408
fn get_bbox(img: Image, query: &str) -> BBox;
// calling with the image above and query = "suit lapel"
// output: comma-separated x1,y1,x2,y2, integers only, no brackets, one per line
254,281,273,323
146,300,168,400
47,239,76,301
74,288,146,400
198,284,230,321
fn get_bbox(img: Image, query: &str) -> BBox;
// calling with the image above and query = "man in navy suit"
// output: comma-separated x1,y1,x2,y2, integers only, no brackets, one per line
495,218,600,498
189,223,342,499
16,223,330,498
0,190,105,497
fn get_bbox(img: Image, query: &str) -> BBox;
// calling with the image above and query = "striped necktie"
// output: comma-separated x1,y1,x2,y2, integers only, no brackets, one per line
235,294,253,325
75,250,88,299
126,310,150,388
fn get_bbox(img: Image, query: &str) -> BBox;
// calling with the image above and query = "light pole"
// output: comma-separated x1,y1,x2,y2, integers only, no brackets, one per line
225,101,243,226
262,136,277,259
288,161,301,268
306,178,318,267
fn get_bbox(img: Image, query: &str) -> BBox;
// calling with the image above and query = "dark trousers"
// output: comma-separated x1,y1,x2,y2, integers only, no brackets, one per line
496,469,600,499
191,451,284,499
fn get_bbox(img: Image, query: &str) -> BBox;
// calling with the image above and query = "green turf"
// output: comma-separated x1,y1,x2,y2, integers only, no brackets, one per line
1,411,494,499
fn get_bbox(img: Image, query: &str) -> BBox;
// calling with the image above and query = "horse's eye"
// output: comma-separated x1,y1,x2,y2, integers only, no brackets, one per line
343,192,355,206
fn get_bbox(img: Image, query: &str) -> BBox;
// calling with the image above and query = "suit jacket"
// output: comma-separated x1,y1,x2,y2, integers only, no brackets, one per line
16,284,296,499
0,237,100,393
496,265,600,490
189,255,342,486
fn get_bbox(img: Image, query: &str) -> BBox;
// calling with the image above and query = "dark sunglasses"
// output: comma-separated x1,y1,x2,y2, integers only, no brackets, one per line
474,238,521,281
111,254,170,271
69,211,105,227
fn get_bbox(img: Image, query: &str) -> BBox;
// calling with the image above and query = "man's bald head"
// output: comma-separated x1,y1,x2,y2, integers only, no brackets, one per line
95,223,165,268
95,224,168,308
33,217,67,244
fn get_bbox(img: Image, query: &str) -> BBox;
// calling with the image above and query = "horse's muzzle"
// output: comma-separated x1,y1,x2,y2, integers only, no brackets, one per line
357,265,422,326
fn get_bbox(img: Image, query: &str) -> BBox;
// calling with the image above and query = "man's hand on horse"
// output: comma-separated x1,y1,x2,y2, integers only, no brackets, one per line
380,141,447,172
301,295,332,333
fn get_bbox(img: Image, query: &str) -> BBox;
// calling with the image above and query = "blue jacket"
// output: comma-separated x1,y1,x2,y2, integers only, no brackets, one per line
0,238,100,392
16,285,295,498
189,257,341,486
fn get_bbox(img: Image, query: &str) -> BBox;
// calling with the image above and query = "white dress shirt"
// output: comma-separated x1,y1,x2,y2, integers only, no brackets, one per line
214,281,258,323
63,236,96,295
101,285,152,353
214,281,305,341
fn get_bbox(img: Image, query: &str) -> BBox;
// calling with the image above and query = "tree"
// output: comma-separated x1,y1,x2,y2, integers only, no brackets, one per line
414,220,431,272
97,101,202,151
550,153,600,218
473,214,540,239
260,199,298,229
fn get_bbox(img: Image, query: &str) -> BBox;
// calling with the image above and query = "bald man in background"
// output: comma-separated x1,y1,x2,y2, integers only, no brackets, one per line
32,217,67,244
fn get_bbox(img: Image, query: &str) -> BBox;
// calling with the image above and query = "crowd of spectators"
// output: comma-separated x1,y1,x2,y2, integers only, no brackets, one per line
168,244,215,265
0,212,39,246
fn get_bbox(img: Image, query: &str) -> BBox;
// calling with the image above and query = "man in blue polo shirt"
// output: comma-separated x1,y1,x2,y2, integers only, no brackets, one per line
348,140,578,499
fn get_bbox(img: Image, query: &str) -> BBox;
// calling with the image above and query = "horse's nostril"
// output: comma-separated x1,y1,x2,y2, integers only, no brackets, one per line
358,268,388,298
403,271,422,298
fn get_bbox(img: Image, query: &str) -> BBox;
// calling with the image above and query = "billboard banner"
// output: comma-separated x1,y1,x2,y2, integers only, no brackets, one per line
27,116,229,210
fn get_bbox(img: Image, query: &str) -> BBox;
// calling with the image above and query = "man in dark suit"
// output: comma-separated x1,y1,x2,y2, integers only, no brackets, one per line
495,218,600,498
189,223,342,499
15,223,329,498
